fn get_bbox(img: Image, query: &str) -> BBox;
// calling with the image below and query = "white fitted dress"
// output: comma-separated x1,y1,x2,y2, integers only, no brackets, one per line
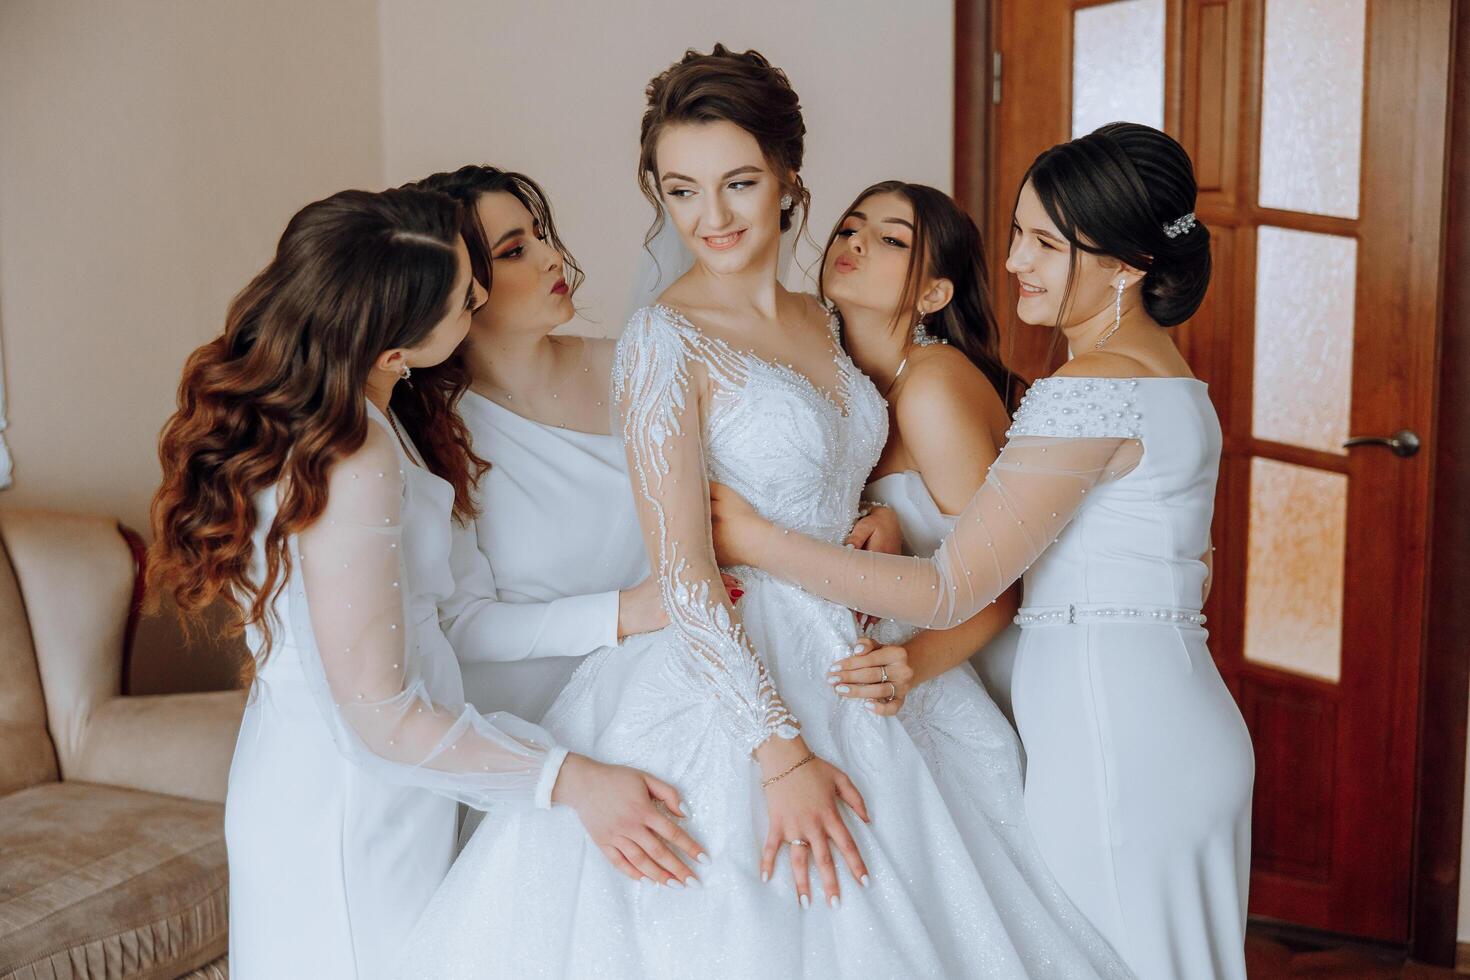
225,403,568,980
442,390,647,722
738,375,1255,980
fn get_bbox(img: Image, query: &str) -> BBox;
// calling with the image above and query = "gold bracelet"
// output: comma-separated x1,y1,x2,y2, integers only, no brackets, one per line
761,751,817,789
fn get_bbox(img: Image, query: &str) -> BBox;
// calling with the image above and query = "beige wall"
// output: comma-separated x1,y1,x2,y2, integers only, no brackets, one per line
377,0,955,337
0,0,384,534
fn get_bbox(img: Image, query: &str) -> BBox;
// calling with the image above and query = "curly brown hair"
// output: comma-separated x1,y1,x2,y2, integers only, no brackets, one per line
637,44,810,249
148,186,485,655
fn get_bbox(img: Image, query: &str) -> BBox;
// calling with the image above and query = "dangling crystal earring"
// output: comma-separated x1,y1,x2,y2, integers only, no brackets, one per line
1094,278,1126,351
912,309,943,347
779,193,793,211
400,364,414,388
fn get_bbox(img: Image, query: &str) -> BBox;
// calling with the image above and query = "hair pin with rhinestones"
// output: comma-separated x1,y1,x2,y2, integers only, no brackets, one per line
1162,212,1197,239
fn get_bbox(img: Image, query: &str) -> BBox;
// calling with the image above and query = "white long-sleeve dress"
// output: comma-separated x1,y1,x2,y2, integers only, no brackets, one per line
394,305,1131,979
225,403,568,980
441,389,647,721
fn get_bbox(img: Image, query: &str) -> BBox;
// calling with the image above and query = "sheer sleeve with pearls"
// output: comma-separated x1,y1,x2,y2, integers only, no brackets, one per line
746,378,1146,629
287,423,567,810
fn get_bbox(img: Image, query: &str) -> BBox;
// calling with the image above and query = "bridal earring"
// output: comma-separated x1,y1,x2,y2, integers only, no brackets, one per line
400,364,413,388
1094,278,1126,351
779,193,793,211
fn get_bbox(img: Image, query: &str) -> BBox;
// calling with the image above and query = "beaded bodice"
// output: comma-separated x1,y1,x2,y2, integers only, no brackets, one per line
613,304,887,753
1013,377,1220,613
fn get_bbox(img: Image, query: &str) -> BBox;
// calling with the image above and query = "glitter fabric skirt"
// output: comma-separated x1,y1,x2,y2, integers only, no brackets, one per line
394,574,1132,979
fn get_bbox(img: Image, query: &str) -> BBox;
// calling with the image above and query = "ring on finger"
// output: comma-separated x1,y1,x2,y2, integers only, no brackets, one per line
787,839,810,848
883,682,897,703
879,665,889,684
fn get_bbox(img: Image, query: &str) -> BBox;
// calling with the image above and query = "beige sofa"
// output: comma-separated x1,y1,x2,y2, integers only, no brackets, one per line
0,509,245,979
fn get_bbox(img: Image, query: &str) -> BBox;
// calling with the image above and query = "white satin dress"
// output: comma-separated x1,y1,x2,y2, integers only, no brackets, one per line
225,403,568,980
442,389,648,722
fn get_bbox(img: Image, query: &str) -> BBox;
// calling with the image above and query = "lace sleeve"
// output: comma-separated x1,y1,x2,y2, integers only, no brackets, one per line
440,517,619,663
748,378,1145,629
288,424,568,810
614,307,799,755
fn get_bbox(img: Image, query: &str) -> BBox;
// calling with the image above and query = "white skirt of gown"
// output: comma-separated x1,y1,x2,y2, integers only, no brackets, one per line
394,571,1131,979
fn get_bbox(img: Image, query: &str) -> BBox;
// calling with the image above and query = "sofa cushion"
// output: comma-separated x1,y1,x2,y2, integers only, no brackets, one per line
0,782,227,980
0,524,57,797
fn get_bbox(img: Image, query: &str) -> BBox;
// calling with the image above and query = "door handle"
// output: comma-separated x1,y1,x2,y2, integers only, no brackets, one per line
1342,429,1420,458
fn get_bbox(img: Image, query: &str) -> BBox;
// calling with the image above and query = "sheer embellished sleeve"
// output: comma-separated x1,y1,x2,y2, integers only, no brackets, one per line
614,307,799,755
745,377,1146,629
440,517,620,663
288,423,567,810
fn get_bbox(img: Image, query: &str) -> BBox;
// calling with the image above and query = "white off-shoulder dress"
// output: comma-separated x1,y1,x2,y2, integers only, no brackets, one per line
225,403,568,980
441,389,647,722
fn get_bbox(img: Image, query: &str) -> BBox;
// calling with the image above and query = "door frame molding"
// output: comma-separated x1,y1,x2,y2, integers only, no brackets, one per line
955,0,1468,964
1412,0,1470,965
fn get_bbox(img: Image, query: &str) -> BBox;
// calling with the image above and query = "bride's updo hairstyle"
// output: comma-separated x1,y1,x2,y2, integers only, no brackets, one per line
821,180,1018,408
149,187,480,654
637,44,810,246
1022,121,1211,327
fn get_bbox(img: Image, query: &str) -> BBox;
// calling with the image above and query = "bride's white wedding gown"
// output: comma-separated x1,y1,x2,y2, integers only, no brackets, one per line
395,305,1130,979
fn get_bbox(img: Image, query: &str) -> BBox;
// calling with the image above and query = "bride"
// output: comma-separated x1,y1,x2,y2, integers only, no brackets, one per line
395,46,1129,978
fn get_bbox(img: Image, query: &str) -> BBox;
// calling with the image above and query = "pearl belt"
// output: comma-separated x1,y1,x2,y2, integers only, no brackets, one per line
1014,603,1207,627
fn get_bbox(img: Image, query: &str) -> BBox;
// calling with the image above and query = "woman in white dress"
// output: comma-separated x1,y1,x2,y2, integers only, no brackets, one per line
149,187,707,979
409,165,665,722
815,180,1025,728
397,46,1131,979
711,124,1255,979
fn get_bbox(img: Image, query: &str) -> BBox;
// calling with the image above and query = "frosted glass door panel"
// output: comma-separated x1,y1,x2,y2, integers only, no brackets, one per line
1258,0,1367,218
1244,458,1347,682
1252,226,1357,454
1072,0,1165,138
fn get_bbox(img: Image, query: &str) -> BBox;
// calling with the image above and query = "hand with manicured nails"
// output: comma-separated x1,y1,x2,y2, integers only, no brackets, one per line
551,753,708,887
830,637,915,717
755,735,870,910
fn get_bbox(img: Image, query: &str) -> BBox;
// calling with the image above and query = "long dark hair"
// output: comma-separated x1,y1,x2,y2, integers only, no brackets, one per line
149,187,479,655
821,180,1019,408
637,44,811,248
1020,121,1211,328
405,165,584,457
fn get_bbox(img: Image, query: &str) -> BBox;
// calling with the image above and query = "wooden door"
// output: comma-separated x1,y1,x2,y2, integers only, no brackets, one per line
980,0,1452,942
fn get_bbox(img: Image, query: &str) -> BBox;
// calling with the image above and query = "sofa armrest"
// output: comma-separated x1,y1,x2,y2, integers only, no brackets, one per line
71,689,246,803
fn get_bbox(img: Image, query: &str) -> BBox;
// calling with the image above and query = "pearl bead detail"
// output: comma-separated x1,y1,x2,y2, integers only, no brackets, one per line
1014,603,1206,627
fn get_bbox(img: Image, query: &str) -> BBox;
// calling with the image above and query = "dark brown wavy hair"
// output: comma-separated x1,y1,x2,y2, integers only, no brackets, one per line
149,186,483,654
821,180,1022,409
637,44,810,250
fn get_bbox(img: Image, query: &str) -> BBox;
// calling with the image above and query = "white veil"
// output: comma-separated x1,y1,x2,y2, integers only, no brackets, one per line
625,205,807,322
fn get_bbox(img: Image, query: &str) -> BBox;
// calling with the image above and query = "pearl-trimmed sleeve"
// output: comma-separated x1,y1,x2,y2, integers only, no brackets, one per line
744,377,1145,629
287,421,568,811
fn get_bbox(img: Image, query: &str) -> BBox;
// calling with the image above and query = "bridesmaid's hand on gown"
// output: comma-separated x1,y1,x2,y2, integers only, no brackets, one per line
552,753,708,887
